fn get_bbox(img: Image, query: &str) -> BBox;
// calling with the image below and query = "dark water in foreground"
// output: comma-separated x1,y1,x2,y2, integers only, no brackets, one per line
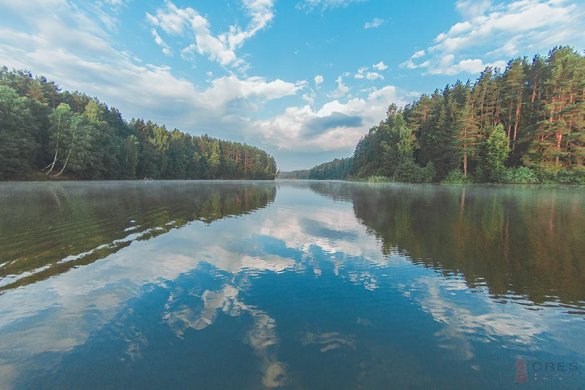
0,181,584,389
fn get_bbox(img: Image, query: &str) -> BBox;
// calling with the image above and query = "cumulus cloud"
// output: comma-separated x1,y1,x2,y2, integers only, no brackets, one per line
372,61,388,71
354,66,384,80
403,0,585,75
305,112,363,137
364,17,384,29
354,67,367,79
147,0,275,68
329,76,350,98
314,74,324,86
365,72,383,80
420,54,506,76
455,0,491,19
202,75,303,106
0,0,417,167
0,0,304,144
255,85,409,151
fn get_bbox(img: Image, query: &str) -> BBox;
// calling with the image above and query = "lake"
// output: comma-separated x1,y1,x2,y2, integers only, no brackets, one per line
0,181,584,389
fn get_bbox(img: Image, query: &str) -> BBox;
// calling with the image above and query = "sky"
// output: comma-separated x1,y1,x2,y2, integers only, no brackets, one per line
0,0,584,170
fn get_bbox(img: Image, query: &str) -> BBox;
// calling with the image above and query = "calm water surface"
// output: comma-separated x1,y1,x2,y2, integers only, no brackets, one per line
0,181,584,389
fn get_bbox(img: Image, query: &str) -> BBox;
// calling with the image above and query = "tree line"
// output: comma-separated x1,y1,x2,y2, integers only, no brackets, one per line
0,68,277,180
301,47,585,184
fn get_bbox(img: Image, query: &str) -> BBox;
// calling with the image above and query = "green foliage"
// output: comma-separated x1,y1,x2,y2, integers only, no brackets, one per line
484,125,511,182
0,68,277,180
524,47,585,171
454,88,481,177
503,167,539,184
441,169,471,184
380,110,415,177
350,107,419,182
306,47,584,185
538,169,585,185
278,170,309,179
393,160,435,183
308,157,353,180
0,85,40,179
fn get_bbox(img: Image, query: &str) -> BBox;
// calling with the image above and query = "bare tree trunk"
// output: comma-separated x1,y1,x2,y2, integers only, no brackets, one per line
507,101,513,142
46,115,62,176
46,142,59,176
556,133,563,167
53,118,79,177
512,98,522,150
531,78,538,103
54,148,72,177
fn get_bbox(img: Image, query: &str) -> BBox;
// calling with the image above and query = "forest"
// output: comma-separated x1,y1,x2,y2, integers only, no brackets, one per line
293,47,585,184
0,68,277,180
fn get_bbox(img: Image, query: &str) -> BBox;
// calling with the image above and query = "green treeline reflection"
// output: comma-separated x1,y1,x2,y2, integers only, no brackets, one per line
309,182,585,306
0,182,276,292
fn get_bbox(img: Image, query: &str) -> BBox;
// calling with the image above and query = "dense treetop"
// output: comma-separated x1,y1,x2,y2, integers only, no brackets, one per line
0,68,277,180
299,47,585,184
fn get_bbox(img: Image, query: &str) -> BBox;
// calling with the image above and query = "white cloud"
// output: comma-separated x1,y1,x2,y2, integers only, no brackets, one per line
227,0,275,48
0,0,304,146
256,85,408,151
401,53,424,70
151,29,172,56
354,66,368,79
329,76,350,98
146,2,194,36
302,91,316,105
354,66,384,80
314,74,324,86
418,54,506,76
296,0,367,12
147,0,275,69
0,0,418,164
202,75,304,106
404,0,585,75
365,71,383,80
411,50,425,59
455,0,491,19
372,61,388,71
364,17,384,29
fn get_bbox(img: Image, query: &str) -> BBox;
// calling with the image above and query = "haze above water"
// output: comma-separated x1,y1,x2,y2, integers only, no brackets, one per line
0,181,584,389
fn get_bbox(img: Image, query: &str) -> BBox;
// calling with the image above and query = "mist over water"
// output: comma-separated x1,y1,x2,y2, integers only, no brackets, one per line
0,181,583,388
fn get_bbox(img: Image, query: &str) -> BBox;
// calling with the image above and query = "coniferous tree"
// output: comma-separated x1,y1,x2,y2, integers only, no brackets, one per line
308,47,584,184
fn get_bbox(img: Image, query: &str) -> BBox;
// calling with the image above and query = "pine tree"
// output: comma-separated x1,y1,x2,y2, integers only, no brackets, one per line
455,90,481,177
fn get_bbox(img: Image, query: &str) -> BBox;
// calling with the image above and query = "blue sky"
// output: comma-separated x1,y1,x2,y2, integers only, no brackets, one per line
0,0,584,170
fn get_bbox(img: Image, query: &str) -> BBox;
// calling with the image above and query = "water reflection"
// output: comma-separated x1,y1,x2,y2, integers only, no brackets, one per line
308,181,585,307
0,181,583,388
0,181,276,291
